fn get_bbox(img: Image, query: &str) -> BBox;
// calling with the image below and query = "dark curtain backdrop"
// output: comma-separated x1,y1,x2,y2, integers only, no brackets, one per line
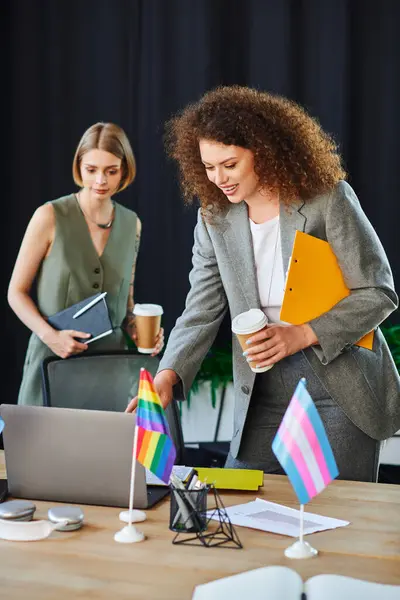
4,0,400,402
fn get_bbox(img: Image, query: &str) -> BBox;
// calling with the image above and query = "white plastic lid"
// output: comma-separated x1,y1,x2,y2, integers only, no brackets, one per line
231,308,268,335
133,303,163,317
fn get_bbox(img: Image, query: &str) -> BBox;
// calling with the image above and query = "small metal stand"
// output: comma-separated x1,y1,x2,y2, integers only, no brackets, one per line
170,484,242,549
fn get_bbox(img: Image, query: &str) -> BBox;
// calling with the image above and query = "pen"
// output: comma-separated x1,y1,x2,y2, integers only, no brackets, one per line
73,292,107,319
171,474,204,532
188,475,199,490
185,469,198,490
170,478,196,529
172,487,195,530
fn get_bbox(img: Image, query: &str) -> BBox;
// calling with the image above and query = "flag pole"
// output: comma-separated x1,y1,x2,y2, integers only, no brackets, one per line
299,504,304,544
114,378,147,543
281,379,317,559
126,421,143,525
284,503,318,559
114,424,146,544
114,419,146,543
119,372,148,526
117,416,147,527
273,376,339,560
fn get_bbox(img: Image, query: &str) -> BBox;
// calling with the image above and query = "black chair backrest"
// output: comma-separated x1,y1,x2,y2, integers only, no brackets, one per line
41,350,184,463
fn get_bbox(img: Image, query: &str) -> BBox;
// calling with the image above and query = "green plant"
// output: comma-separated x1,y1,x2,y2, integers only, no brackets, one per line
381,323,400,372
188,345,233,408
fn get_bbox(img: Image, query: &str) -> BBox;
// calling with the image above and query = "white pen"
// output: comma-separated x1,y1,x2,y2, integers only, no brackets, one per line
73,292,107,319
188,475,199,490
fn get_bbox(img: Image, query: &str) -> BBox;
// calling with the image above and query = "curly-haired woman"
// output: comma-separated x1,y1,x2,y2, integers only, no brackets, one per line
127,86,400,482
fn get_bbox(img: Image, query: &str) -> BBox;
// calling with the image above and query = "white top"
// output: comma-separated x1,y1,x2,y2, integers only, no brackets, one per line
249,216,285,324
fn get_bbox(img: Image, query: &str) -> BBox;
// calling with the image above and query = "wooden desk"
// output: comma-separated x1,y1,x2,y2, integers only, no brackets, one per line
0,451,399,599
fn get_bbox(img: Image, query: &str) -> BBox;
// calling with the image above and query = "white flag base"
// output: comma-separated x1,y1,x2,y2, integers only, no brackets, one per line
119,509,147,524
114,524,145,544
284,540,318,559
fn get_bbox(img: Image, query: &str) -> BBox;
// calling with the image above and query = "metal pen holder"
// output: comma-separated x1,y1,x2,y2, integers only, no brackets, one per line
170,487,208,533
169,483,243,549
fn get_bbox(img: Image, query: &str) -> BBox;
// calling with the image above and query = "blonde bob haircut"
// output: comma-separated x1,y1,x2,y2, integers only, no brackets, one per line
72,122,136,193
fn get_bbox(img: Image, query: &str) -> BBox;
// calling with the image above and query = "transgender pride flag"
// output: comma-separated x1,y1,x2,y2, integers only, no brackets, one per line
272,378,338,505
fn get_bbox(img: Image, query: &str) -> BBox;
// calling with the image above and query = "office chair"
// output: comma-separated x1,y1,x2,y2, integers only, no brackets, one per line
41,350,185,463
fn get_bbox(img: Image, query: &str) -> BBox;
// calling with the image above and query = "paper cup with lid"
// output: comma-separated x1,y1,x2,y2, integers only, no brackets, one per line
132,303,163,354
232,308,273,373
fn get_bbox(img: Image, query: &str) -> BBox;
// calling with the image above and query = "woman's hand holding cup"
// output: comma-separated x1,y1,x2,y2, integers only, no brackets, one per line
243,321,319,369
129,321,165,356
131,303,164,355
232,309,272,373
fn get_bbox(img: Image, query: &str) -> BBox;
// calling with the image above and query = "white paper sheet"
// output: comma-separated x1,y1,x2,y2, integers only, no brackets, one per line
207,498,349,537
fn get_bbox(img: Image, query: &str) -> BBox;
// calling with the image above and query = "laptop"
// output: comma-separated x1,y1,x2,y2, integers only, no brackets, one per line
0,404,170,509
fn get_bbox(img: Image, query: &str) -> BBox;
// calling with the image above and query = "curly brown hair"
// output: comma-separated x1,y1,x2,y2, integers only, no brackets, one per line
165,86,346,215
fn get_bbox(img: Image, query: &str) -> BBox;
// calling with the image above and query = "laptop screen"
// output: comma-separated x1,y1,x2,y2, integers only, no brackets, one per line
0,404,153,508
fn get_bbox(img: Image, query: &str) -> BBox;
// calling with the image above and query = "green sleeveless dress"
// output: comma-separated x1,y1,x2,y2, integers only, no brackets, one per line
18,194,138,406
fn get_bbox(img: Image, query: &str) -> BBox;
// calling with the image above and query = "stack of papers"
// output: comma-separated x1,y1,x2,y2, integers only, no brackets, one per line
207,498,349,537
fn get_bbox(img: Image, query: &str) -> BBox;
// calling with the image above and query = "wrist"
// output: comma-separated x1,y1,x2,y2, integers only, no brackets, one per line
156,369,179,386
298,324,318,348
122,314,135,331
39,325,57,345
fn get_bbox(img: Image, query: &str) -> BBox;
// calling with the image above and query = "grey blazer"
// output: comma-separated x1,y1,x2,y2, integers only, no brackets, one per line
159,181,400,457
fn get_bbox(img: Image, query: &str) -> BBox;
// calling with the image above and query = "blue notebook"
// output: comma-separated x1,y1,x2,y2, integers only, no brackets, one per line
47,292,113,344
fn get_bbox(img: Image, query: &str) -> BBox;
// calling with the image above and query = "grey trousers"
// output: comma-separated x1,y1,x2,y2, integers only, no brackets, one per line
225,351,381,482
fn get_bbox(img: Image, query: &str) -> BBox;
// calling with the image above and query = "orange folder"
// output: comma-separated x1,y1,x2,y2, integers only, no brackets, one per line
279,231,374,350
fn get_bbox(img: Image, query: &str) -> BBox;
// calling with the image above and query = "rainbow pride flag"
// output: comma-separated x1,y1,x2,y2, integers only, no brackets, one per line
272,378,338,504
135,369,176,484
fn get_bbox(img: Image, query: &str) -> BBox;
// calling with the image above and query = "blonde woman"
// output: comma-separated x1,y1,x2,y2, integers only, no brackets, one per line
8,122,163,406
